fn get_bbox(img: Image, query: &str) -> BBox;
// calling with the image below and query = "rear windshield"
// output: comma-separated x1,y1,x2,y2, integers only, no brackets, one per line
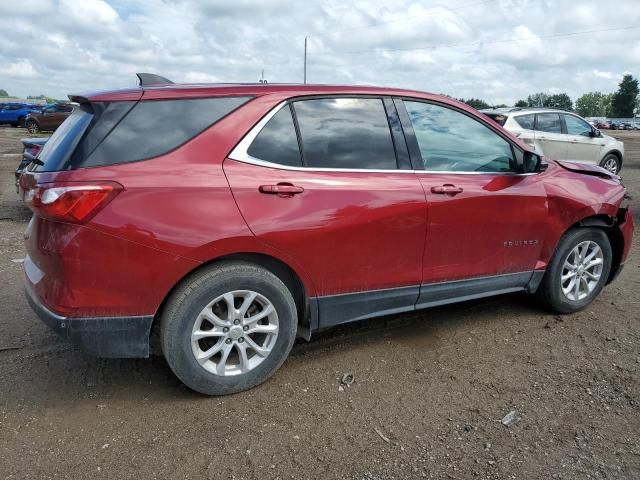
31,96,252,172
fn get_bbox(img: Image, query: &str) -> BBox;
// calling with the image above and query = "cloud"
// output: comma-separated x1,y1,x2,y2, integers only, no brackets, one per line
0,0,639,105
4,59,38,78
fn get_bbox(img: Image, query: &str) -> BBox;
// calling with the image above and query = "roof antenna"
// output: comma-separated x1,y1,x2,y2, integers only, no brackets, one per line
136,73,174,87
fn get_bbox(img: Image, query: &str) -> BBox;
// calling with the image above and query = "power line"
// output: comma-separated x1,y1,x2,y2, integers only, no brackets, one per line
332,24,640,55
319,0,497,36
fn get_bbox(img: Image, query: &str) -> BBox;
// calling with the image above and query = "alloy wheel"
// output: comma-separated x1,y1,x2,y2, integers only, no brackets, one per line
190,290,279,376
602,156,619,174
560,241,604,301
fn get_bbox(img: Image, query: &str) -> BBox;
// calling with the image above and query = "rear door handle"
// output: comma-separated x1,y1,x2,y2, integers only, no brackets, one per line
259,183,304,196
431,184,464,195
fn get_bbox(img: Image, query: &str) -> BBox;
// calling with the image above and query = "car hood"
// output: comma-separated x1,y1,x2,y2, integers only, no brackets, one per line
554,160,619,181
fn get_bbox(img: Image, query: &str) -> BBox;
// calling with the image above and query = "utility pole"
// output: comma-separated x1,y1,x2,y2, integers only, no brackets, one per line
303,36,307,84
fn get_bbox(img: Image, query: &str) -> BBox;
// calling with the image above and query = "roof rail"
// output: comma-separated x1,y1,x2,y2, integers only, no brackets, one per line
136,73,174,87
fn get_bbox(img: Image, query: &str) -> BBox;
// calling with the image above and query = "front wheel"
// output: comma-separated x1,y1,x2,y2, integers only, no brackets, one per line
26,120,40,134
538,228,612,314
600,154,621,174
160,262,298,395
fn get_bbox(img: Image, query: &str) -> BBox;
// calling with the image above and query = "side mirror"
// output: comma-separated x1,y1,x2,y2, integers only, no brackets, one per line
523,151,542,173
513,149,542,173
590,128,601,138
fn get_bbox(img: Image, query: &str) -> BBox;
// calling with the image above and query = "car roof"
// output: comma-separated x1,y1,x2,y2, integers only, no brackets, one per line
75,82,456,104
481,107,574,116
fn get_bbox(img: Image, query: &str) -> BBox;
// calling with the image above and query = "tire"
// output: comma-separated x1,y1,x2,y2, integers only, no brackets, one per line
26,120,39,134
160,261,298,395
600,154,621,174
538,228,612,314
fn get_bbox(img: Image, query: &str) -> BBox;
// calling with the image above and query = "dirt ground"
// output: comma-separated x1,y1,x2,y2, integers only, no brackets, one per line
0,125,638,480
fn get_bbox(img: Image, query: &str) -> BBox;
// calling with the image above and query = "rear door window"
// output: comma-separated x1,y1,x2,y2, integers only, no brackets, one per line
535,113,562,133
247,105,302,167
514,114,535,130
292,97,397,170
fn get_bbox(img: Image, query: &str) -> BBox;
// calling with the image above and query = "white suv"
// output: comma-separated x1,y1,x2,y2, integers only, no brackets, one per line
481,108,624,174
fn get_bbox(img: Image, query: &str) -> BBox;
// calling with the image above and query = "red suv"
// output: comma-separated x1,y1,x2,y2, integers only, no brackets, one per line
20,77,634,395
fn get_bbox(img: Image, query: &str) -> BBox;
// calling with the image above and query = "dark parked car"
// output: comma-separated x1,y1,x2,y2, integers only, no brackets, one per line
19,76,634,395
15,137,48,192
25,103,74,133
0,103,42,127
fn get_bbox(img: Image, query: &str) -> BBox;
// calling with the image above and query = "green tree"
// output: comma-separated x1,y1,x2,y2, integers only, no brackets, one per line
459,98,491,110
527,92,549,107
575,92,613,117
0,89,8,97
546,93,573,110
610,74,639,118
514,99,528,108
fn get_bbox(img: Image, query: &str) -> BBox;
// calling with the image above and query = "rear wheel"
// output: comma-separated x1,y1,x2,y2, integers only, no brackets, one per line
600,154,621,174
161,262,297,395
538,228,612,313
26,120,40,134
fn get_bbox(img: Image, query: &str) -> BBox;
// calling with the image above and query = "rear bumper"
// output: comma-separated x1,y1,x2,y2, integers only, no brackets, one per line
25,282,153,358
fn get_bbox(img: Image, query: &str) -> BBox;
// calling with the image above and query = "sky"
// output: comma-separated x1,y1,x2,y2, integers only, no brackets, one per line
0,0,639,105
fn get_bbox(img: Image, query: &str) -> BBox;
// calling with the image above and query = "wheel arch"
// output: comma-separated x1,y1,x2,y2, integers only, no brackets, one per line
572,214,624,284
601,149,623,168
150,251,314,353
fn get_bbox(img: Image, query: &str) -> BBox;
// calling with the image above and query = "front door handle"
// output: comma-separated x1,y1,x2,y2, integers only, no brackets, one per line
431,184,464,195
259,183,304,197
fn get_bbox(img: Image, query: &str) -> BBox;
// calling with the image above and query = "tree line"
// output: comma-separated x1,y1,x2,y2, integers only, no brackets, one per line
459,74,639,118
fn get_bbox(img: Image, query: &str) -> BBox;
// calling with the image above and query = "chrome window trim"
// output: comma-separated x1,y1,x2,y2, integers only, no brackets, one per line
228,100,537,176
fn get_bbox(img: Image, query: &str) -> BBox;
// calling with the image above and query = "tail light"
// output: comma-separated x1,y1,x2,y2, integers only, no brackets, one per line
23,182,122,223
27,144,42,157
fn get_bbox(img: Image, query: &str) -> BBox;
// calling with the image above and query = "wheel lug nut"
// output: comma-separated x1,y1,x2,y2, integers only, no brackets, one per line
233,319,240,325
223,327,229,333
225,338,232,344
243,325,249,331
238,337,245,343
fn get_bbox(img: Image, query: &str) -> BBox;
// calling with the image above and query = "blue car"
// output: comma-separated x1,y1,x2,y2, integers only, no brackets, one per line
0,103,42,127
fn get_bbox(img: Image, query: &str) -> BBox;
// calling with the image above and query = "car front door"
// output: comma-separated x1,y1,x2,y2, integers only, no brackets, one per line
562,114,604,163
224,96,427,328
396,99,548,307
534,113,567,160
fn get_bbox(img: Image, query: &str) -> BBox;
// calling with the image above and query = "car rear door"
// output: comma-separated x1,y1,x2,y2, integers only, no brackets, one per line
396,99,548,306
224,96,427,328
533,113,567,160
562,113,604,163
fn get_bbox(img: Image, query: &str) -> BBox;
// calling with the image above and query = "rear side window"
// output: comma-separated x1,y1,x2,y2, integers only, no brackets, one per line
247,105,302,166
514,114,535,130
293,98,397,170
85,97,251,168
535,113,562,133
32,96,252,172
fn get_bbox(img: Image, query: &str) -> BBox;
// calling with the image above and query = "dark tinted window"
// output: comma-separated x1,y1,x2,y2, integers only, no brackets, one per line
514,114,535,130
84,96,251,168
564,114,591,136
535,113,562,133
483,113,507,126
33,96,251,172
32,106,94,172
293,98,397,169
247,105,301,166
404,101,514,172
